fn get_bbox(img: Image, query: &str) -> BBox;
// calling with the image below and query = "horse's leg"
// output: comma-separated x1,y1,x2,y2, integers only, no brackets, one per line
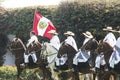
71,71,79,80
49,62,60,80
84,74,90,80
17,67,24,80
34,68,43,80
43,68,53,80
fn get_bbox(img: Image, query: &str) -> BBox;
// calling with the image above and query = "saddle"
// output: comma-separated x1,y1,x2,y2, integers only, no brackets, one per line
25,51,37,64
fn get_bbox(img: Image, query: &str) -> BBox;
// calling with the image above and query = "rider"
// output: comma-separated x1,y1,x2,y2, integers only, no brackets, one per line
73,31,93,65
103,26,116,48
20,31,38,67
46,30,61,70
82,31,93,46
47,30,60,50
64,31,78,52
95,26,116,71
54,31,78,71
109,30,120,69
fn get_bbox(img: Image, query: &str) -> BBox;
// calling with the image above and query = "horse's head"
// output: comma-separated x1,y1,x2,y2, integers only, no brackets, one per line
9,38,26,55
96,40,113,55
81,38,98,52
26,41,42,54
41,42,58,59
57,42,77,58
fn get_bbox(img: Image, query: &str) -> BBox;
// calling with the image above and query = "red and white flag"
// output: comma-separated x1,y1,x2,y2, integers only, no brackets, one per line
33,12,56,39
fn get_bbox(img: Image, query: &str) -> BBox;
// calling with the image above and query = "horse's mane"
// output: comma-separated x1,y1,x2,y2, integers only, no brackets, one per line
10,37,26,51
17,38,26,50
101,41,113,51
60,41,77,53
81,38,98,51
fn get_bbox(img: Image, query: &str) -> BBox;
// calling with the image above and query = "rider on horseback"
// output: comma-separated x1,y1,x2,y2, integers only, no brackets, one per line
20,31,38,67
46,30,61,69
109,30,120,69
64,31,78,52
47,30,60,50
73,31,93,66
95,26,116,71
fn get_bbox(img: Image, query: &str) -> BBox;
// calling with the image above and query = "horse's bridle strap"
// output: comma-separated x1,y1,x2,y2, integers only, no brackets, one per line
9,47,24,51
46,52,58,57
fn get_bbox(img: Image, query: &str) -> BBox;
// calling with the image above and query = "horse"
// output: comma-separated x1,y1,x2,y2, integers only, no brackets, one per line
57,41,78,80
95,40,115,80
9,38,51,80
57,38,99,80
40,42,60,80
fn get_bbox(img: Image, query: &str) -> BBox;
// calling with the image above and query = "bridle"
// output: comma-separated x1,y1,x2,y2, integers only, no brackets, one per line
9,47,24,51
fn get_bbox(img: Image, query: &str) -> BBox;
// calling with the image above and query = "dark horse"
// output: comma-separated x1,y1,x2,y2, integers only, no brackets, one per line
57,41,78,80
95,40,115,80
9,38,51,80
57,38,98,80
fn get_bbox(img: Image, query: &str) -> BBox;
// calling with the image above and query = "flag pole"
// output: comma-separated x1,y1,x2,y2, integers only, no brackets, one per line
33,3,38,30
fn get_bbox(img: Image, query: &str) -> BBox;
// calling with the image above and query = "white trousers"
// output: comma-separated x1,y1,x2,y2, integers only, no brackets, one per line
95,54,106,68
55,56,67,66
109,50,120,68
24,51,37,63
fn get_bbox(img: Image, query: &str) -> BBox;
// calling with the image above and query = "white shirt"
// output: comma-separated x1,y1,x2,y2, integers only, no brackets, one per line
115,37,120,48
83,38,91,45
65,36,78,51
103,32,116,47
49,35,60,50
26,35,38,47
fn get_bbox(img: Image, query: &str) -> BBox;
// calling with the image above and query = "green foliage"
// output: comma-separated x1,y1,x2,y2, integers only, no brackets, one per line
53,2,120,47
0,66,43,80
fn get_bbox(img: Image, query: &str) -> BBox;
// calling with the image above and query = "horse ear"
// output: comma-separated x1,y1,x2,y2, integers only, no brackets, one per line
13,38,17,41
98,39,103,43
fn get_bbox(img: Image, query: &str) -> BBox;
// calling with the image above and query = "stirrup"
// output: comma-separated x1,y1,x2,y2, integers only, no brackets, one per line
20,63,25,68
53,67,59,72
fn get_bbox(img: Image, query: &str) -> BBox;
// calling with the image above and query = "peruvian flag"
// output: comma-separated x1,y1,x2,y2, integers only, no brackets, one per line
33,12,56,39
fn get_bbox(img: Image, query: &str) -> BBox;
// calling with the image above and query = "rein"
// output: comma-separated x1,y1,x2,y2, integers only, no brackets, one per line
9,47,24,51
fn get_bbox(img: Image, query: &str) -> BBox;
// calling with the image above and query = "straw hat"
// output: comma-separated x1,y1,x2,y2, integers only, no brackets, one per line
83,31,93,38
64,31,75,36
47,30,58,35
116,30,120,33
103,26,113,31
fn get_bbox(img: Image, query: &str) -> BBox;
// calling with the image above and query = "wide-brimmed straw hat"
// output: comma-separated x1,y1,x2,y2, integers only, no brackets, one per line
103,26,114,31
47,30,58,35
64,31,75,36
115,30,120,33
83,31,93,38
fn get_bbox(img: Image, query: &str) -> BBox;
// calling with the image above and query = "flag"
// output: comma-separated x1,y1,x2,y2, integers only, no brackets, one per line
33,12,56,39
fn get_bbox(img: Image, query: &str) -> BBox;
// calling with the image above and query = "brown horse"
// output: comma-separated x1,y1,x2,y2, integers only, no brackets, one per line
95,40,115,80
74,38,98,80
9,38,51,80
57,41,78,80
57,38,98,80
